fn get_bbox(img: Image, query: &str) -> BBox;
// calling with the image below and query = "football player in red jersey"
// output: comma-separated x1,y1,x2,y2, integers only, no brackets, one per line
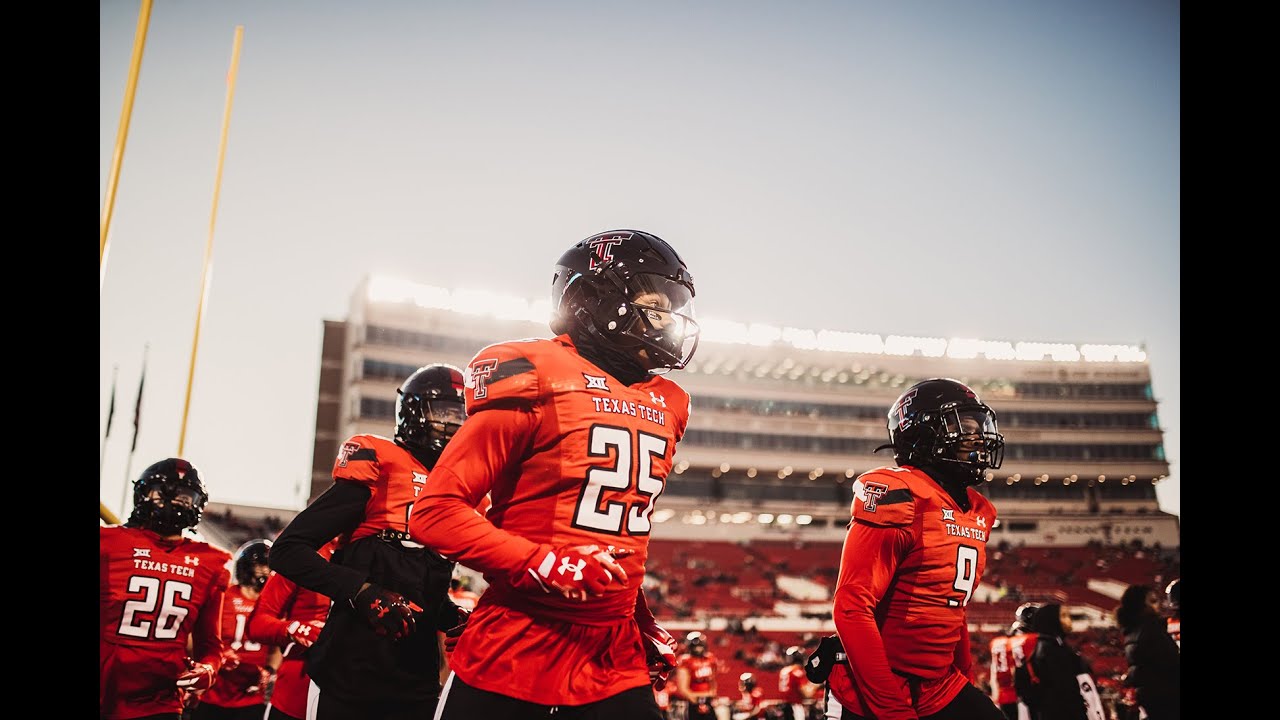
100,458,232,720
990,603,1040,720
778,645,816,720
191,539,279,720
674,631,720,718
826,378,1008,720
732,672,767,720
1163,578,1179,649
268,364,472,720
247,537,340,720
407,229,699,719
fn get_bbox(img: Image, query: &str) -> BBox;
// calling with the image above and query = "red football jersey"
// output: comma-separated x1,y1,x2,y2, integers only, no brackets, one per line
989,632,1035,705
247,540,336,720
779,663,809,704
408,335,691,705
201,583,271,708
1166,616,1180,648
100,525,232,720
735,685,765,715
677,653,719,697
827,465,997,719
333,433,435,542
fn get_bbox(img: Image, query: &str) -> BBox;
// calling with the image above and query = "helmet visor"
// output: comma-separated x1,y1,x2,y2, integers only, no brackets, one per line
139,479,207,511
628,274,699,367
942,405,1004,468
943,407,999,437
425,400,466,441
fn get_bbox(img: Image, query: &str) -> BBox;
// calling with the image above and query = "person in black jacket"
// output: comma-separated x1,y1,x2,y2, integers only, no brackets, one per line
1017,603,1106,720
269,364,471,720
1115,584,1180,720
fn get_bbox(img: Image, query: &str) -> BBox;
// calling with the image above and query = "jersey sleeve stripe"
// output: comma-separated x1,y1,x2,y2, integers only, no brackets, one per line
491,356,536,383
879,489,913,506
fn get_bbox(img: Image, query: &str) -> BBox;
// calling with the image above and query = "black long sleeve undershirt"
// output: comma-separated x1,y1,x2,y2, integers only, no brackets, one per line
268,480,371,604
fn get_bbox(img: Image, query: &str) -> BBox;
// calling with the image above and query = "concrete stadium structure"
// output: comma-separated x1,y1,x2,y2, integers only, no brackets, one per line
303,275,1177,550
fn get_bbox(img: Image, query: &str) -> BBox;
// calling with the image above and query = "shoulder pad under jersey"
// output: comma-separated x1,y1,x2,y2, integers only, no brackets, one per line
850,467,918,528
332,434,393,483
644,376,692,439
463,339,554,412
968,487,998,527
190,540,233,567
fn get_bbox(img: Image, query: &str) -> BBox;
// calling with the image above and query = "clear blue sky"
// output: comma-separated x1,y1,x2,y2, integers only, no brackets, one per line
100,0,1180,521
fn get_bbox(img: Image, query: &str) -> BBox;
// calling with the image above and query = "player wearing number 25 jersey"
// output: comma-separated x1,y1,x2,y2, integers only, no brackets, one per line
827,379,1008,720
410,229,700,719
100,458,232,720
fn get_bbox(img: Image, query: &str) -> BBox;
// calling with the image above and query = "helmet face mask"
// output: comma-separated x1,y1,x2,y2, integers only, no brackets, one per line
395,364,466,464
128,458,208,536
885,378,1005,485
550,230,700,374
234,539,273,591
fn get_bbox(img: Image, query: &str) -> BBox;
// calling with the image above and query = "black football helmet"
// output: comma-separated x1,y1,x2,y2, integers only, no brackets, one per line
234,539,273,591
1012,602,1041,633
1165,578,1180,613
738,672,756,692
395,363,466,467
785,645,805,665
126,457,209,536
879,378,1005,485
550,229,699,375
685,631,709,657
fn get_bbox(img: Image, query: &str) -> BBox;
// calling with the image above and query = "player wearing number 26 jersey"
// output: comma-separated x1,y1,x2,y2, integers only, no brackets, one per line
826,379,1007,720
410,229,700,719
100,458,231,720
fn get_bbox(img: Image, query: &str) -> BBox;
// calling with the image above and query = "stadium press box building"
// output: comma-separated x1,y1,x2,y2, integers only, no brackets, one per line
306,275,1177,550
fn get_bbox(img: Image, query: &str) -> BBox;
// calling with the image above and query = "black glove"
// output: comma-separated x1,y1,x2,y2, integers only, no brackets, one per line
350,583,423,639
443,608,470,652
805,634,847,683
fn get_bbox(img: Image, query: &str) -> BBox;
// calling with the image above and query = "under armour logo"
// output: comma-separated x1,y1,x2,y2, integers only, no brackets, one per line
941,508,956,522
859,480,889,512
584,374,609,391
557,557,587,581
649,392,666,408
134,548,151,558
976,515,986,528
185,556,201,566
468,359,499,400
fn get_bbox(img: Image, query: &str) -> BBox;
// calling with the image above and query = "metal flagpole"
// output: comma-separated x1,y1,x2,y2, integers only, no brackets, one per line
121,344,148,519
101,0,155,291
101,364,118,479
179,25,244,455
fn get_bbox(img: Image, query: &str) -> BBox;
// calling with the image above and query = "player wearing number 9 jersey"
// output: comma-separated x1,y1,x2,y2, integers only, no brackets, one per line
100,458,232,720
410,229,699,719
826,379,1007,720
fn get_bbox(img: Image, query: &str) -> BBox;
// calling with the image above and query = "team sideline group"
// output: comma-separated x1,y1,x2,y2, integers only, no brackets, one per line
100,229,1180,720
